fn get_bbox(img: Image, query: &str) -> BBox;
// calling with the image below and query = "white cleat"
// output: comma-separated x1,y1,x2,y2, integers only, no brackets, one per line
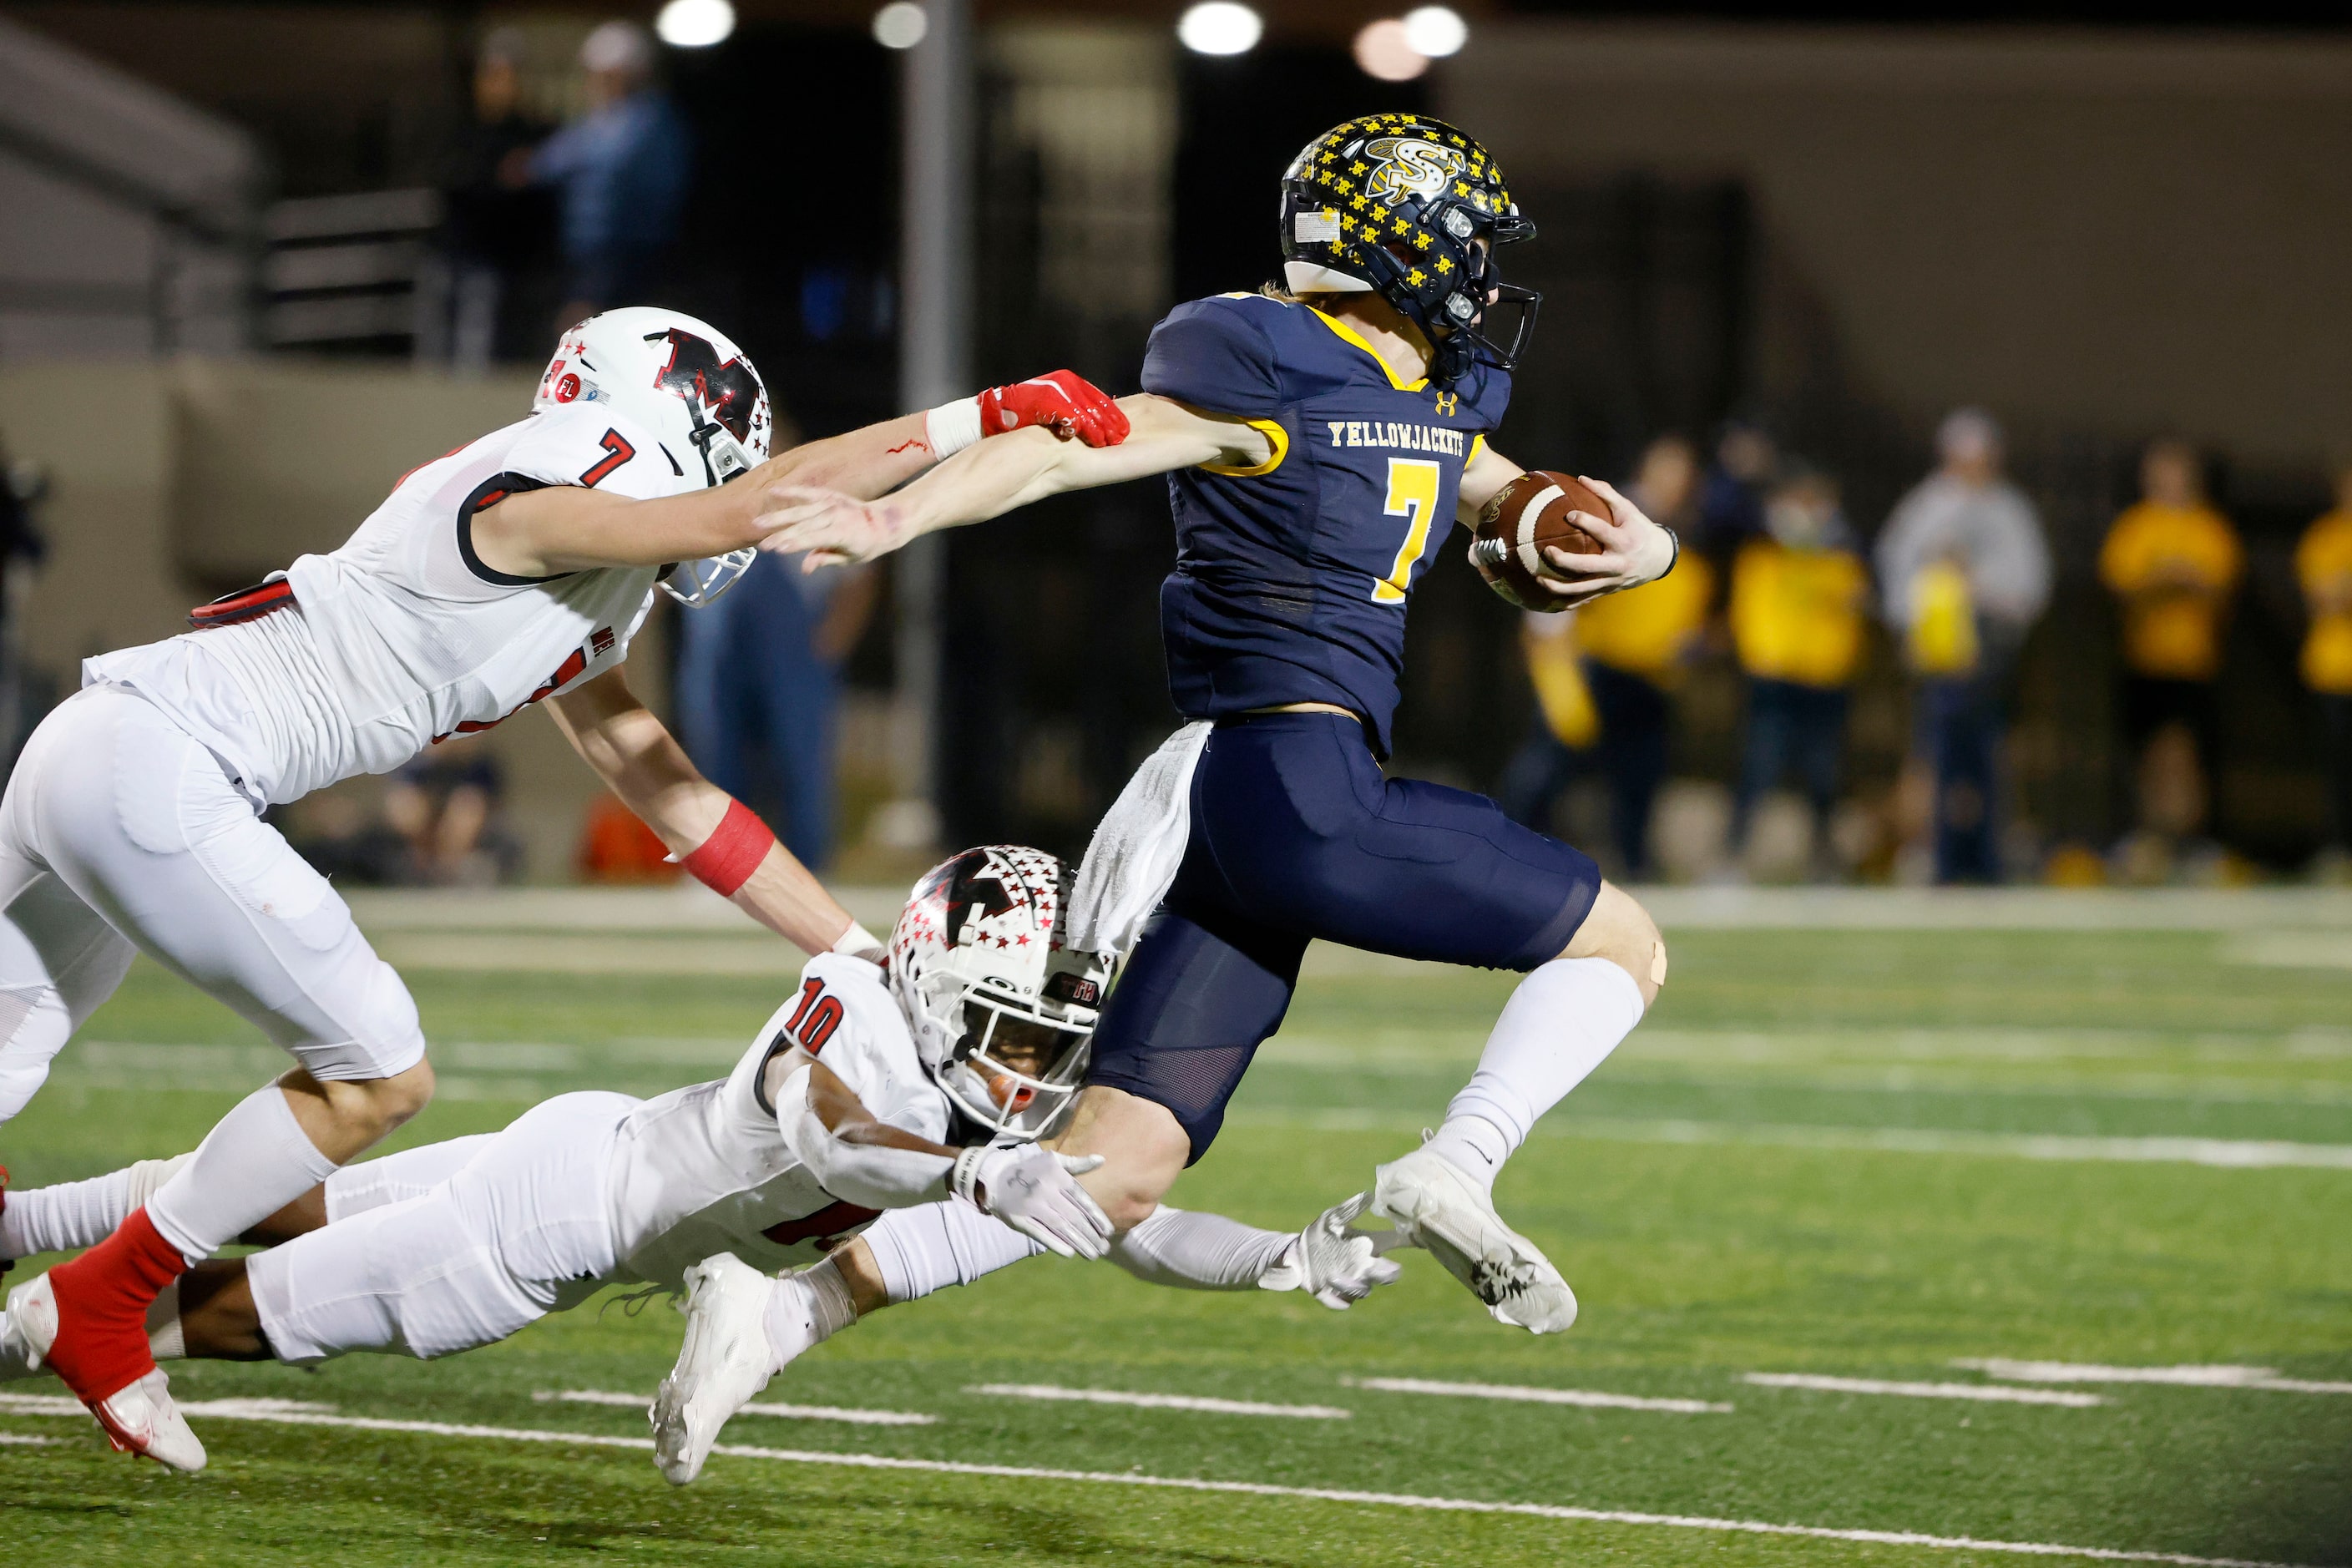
0,1307,43,1381
1370,1144,1578,1334
652,1253,788,1485
3,1272,205,1470
89,1368,207,1473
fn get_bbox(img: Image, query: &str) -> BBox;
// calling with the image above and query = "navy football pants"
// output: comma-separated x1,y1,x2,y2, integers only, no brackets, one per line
1086,712,1602,1161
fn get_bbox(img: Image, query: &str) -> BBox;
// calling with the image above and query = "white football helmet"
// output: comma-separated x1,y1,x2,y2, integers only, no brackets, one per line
534,306,772,607
889,846,1115,1144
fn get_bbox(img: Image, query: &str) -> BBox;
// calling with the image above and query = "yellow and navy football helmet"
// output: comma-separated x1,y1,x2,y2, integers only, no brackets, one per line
1277,114,1538,383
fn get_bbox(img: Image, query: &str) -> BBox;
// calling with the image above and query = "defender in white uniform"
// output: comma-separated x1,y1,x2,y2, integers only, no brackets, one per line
0,849,1393,1409
0,306,1130,1469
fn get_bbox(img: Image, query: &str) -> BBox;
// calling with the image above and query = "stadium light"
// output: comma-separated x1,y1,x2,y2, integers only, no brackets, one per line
1353,19,1428,82
655,0,735,48
1402,6,1469,58
873,2,928,49
1178,3,1262,57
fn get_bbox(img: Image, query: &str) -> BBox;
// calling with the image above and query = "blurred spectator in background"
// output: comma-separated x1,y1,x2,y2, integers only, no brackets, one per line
1697,420,1778,560
1727,467,1869,880
2296,462,2352,880
675,550,878,871
433,29,554,370
0,435,48,773
519,21,690,327
1878,409,2051,883
1499,435,1709,879
289,735,520,885
2099,438,2241,877
381,735,524,886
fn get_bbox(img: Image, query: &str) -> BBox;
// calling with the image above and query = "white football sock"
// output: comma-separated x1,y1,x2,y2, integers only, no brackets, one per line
1,1167,126,1259
1429,955,1646,1191
765,1256,857,1365
0,1155,190,1259
1110,1206,1294,1291
863,1197,1042,1306
146,1086,340,1267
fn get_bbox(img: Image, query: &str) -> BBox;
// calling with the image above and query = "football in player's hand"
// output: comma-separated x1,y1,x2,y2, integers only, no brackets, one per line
1469,470,1611,611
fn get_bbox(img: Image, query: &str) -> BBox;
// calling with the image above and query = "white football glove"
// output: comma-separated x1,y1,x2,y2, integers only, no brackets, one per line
955,1146,1114,1260
1259,1192,1405,1309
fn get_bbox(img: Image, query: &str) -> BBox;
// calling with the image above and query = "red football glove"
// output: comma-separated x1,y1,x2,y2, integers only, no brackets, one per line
977,371,1130,448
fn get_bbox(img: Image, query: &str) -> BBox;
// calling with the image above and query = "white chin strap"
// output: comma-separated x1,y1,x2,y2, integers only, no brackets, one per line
1283,261,1374,296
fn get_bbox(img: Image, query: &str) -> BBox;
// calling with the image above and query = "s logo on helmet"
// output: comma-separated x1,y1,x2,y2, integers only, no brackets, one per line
1362,138,1468,207
649,329,762,443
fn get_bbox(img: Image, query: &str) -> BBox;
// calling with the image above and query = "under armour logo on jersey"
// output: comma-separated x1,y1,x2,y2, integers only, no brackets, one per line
1434,392,1459,417
648,329,761,443
1362,138,1468,206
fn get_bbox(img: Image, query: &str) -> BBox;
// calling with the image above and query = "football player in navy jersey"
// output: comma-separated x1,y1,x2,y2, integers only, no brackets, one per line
761,115,1678,1334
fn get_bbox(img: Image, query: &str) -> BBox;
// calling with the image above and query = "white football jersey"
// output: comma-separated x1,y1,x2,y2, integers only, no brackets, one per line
82,403,688,805
606,953,959,1292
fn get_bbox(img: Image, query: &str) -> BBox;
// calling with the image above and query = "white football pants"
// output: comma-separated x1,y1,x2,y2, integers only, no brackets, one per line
0,685,427,1124
250,1092,632,1364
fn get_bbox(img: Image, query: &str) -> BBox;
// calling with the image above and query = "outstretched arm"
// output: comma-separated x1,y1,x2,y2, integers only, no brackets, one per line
823,1191,1402,1317
473,372,1128,577
546,668,863,955
768,1053,1113,1260
754,394,1272,566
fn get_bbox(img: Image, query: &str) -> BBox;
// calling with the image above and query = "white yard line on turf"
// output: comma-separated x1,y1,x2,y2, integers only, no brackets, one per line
1347,1377,1731,1414
1230,1110,2352,1172
1746,1374,2103,1407
0,1431,52,1444
1955,1361,2352,1395
0,1392,336,1418
537,1388,937,1425
968,1383,1350,1419
0,1399,2313,1568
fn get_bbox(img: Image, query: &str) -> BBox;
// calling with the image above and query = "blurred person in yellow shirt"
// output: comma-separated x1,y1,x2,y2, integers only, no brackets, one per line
1876,409,2051,883
1498,435,1711,879
1726,468,1869,879
2098,438,2242,859
2295,462,2352,876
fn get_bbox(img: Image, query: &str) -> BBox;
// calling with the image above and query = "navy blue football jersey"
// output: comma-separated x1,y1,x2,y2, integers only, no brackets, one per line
1140,291,1510,756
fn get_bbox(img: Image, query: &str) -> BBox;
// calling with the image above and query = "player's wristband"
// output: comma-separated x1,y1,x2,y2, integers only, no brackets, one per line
1657,524,1681,580
678,798,774,898
832,921,887,961
949,1146,992,1211
924,396,984,459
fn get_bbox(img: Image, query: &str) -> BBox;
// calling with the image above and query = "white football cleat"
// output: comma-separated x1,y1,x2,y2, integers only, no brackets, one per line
3,1272,205,1470
652,1253,787,1485
0,1307,42,1381
1370,1143,1578,1334
89,1368,207,1472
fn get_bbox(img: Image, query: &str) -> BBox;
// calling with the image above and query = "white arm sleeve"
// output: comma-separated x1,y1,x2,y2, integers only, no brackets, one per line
862,1198,1044,1305
1107,1206,1294,1292
775,1064,956,1211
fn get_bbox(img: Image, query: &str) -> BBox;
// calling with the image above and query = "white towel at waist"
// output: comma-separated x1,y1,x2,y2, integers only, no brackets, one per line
1068,721,1212,959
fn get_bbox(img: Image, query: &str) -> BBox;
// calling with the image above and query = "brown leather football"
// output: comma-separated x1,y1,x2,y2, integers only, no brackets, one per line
1469,470,1611,611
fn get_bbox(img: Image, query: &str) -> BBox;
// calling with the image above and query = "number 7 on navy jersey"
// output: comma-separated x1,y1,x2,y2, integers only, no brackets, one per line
1374,458,1442,604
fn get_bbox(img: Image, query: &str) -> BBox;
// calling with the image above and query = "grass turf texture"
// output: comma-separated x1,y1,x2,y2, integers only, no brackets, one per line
3,923,2349,1566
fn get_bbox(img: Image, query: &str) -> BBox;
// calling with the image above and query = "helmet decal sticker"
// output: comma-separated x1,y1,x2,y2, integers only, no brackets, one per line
648,329,763,443
1362,138,1467,206
944,850,1024,928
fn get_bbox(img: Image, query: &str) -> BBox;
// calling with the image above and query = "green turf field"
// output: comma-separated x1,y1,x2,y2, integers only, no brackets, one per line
3,907,2349,1567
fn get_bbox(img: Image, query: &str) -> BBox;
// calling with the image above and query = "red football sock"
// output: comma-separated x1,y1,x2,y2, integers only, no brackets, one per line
41,1206,185,1403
